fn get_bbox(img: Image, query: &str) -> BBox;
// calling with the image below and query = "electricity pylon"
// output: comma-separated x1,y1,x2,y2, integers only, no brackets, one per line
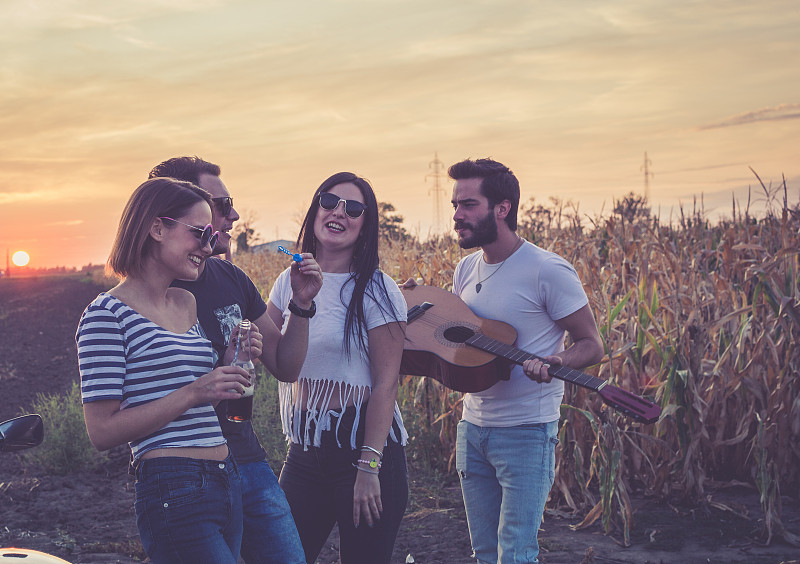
426,152,447,235
641,152,653,201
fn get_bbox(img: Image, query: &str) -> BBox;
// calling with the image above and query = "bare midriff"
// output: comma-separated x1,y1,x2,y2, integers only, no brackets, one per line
139,444,229,462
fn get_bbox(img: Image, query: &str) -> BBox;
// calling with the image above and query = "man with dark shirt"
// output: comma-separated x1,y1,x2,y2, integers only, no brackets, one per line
149,156,320,564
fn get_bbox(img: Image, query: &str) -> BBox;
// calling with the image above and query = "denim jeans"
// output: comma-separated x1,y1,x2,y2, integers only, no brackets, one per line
456,419,559,564
239,459,305,564
134,453,243,564
279,406,409,564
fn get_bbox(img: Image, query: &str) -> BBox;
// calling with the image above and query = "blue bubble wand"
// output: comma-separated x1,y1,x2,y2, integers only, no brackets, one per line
277,246,303,262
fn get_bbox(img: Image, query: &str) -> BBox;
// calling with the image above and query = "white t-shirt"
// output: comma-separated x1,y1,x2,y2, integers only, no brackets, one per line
453,240,589,426
269,268,408,448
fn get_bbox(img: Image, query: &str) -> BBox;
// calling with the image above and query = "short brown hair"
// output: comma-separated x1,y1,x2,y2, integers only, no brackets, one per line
148,156,221,185
107,178,212,278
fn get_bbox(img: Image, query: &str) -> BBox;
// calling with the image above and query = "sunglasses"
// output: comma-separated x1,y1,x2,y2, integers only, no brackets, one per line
212,197,234,216
318,192,367,219
159,217,220,250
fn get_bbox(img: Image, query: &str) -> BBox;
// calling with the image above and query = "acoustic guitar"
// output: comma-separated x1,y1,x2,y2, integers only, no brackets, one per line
399,285,661,424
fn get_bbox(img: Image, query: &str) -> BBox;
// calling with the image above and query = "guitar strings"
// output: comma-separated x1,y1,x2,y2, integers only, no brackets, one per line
407,309,503,344
407,306,474,324
406,308,536,361
407,310,465,330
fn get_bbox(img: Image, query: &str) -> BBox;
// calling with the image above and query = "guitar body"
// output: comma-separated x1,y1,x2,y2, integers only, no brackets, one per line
400,285,661,423
400,285,517,392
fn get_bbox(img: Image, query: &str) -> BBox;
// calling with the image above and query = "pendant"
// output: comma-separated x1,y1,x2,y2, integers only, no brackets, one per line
476,283,482,293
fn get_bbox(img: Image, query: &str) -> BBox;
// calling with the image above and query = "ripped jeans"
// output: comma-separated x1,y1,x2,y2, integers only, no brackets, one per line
456,419,559,564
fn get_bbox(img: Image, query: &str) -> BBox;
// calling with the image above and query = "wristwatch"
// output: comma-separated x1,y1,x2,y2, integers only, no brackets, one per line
288,299,316,318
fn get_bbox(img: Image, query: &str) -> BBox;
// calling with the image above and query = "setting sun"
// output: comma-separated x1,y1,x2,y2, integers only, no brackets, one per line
12,251,30,267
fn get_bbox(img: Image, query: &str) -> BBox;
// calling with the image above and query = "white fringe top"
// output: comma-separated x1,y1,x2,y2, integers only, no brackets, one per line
269,269,408,450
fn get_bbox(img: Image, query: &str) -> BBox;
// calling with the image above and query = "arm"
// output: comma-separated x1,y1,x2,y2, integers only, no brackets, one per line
249,307,302,382
220,258,321,380
83,365,250,451
524,304,604,383
254,255,322,382
352,320,407,528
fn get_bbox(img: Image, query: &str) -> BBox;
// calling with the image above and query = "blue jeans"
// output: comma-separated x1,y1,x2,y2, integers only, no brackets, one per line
238,459,305,564
134,453,243,564
456,419,559,564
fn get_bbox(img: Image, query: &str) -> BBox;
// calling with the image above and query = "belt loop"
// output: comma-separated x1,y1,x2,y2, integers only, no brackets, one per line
132,457,143,481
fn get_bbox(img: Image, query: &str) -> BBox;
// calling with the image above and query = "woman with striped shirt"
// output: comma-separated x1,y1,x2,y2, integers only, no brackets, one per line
76,178,254,563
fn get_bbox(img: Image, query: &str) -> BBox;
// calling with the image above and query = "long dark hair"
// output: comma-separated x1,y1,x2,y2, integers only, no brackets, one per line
296,172,399,356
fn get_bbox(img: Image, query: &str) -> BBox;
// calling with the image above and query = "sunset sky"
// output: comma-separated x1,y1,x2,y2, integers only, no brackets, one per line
2,1,799,269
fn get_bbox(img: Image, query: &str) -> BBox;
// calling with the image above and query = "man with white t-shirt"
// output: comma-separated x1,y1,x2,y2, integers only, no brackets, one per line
448,158,604,564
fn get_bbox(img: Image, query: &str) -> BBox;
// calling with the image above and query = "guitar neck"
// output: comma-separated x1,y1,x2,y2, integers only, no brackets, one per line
465,334,607,392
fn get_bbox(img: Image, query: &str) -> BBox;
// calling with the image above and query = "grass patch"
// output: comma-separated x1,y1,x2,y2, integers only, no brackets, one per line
250,368,290,472
21,381,106,475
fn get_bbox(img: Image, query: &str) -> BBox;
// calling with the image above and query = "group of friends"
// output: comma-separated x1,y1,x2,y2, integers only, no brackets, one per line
76,155,604,564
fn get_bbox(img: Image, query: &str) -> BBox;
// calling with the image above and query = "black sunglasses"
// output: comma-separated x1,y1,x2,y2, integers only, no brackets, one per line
159,217,220,250
212,197,234,216
318,192,367,219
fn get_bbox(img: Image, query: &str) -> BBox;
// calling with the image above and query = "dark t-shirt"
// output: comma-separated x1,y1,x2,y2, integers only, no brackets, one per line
172,257,268,463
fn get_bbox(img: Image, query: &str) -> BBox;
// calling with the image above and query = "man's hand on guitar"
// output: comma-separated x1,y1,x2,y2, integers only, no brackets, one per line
523,356,560,384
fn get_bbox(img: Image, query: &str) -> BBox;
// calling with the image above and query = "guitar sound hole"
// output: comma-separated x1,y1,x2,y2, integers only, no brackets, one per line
443,326,475,343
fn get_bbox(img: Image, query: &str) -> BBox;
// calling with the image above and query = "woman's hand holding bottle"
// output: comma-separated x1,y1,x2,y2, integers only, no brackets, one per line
188,365,251,404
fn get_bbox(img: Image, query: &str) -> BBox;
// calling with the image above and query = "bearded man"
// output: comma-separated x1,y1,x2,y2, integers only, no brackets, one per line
448,158,603,564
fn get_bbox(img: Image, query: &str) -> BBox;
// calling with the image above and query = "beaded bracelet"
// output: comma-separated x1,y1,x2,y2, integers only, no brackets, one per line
352,462,380,475
360,445,383,458
357,458,382,470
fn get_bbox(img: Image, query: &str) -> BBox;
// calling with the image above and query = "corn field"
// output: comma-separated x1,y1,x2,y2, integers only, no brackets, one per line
236,186,800,546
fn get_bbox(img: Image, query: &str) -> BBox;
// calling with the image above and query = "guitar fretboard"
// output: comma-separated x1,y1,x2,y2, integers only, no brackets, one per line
465,334,607,392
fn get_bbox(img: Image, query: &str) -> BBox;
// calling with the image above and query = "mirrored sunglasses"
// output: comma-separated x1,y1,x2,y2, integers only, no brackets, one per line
318,192,367,219
212,197,234,216
159,217,220,249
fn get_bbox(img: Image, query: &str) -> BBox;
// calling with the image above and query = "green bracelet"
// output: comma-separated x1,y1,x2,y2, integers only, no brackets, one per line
353,463,379,475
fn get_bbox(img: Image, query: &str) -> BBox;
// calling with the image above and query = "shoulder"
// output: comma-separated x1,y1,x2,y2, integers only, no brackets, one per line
372,269,398,287
366,270,407,317
167,288,198,325
77,294,125,339
515,241,575,271
456,250,483,268
202,257,261,292
168,287,197,309
273,267,292,287
80,293,124,321
366,270,400,294
205,256,247,280
268,267,293,301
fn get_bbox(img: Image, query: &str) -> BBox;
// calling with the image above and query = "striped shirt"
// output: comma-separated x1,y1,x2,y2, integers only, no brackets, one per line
76,293,225,462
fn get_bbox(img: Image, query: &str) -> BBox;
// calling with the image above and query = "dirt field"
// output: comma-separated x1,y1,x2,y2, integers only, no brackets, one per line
1,275,799,563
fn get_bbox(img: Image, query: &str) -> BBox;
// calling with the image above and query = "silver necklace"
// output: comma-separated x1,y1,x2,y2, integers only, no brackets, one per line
475,237,522,293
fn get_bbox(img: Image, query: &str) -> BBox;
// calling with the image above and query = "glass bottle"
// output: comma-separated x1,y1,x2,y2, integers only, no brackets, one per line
227,320,256,423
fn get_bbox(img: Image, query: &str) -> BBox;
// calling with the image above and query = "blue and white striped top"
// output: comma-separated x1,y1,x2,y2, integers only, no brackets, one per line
76,293,225,462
